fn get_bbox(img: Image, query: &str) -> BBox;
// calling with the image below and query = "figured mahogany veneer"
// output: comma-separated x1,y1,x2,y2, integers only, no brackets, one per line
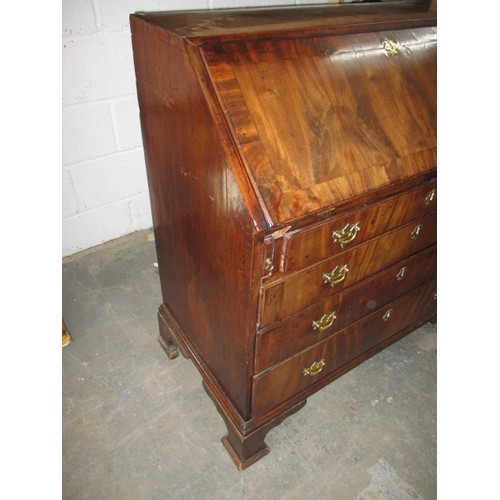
131,0,437,470
282,179,436,273
253,280,437,417
260,213,436,326
255,245,437,372
202,27,436,224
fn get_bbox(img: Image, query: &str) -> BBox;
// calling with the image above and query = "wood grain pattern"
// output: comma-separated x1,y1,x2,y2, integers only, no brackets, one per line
260,213,436,327
253,279,437,417
137,1,435,40
131,1,437,468
282,179,436,272
131,17,263,419
202,27,436,224
255,245,436,372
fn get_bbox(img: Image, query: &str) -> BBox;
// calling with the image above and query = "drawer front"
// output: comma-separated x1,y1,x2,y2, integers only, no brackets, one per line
283,181,437,273
260,213,436,327
252,280,437,418
255,245,436,372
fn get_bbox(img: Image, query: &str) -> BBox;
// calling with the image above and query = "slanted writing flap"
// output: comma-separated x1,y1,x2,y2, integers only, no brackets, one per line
201,27,437,225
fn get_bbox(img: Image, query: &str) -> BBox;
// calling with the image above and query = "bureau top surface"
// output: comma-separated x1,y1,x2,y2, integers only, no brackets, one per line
133,1,437,226
132,1,436,40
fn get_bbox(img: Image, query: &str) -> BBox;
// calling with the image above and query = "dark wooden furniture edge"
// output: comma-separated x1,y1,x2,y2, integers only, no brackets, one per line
158,303,307,468
134,1,435,44
158,301,435,467
183,40,271,231
203,381,307,470
158,304,248,428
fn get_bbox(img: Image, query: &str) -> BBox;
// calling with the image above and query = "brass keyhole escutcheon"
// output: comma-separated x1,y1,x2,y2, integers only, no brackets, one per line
312,311,337,332
303,359,326,377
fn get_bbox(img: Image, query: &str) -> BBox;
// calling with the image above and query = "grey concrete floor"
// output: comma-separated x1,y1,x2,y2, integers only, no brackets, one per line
62,229,436,500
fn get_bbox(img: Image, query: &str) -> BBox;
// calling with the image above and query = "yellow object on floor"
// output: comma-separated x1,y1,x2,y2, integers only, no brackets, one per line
62,320,72,347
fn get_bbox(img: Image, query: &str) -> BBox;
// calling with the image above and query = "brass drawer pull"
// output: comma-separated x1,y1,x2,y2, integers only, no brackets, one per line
332,222,361,248
396,266,407,281
312,311,337,332
425,188,436,206
323,264,349,287
383,309,393,321
383,38,399,56
303,359,326,377
411,224,423,240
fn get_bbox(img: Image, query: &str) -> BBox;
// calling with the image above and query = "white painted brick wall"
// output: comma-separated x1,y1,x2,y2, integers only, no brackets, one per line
62,0,336,256
62,103,116,164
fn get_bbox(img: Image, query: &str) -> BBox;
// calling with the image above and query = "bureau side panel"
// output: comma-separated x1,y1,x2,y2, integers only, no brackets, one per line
131,17,262,419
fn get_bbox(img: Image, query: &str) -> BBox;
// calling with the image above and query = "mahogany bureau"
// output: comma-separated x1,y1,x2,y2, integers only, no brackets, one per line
130,0,437,470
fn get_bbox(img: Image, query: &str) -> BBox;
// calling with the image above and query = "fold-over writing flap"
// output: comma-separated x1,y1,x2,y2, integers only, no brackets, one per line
201,27,436,225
